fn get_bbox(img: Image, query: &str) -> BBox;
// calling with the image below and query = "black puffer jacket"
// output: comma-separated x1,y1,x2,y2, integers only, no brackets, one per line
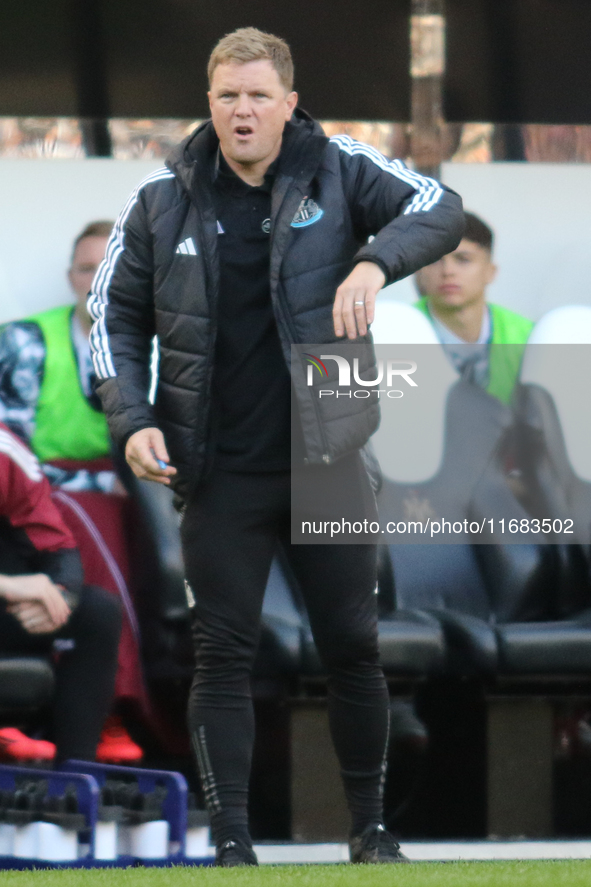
90,110,463,499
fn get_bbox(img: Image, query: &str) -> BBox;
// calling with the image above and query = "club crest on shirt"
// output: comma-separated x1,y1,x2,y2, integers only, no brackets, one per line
291,197,324,228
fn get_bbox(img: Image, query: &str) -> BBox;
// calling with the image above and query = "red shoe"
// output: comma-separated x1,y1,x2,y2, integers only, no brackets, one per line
96,716,143,764
0,727,56,762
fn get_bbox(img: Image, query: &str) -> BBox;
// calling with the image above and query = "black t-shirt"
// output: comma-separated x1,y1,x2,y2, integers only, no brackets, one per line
210,154,293,471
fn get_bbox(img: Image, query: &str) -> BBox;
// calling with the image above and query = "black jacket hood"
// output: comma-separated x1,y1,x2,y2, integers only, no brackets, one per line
165,107,327,192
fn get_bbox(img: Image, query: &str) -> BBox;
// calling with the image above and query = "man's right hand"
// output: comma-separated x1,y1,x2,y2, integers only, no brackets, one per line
125,427,177,485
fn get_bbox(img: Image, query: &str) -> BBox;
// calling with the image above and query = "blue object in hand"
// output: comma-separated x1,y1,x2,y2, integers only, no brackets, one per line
151,449,168,470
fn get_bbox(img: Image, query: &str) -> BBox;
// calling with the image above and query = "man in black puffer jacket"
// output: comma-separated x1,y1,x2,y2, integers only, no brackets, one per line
89,27,463,866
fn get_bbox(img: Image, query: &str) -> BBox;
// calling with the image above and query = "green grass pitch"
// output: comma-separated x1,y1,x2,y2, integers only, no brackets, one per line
3,862,591,887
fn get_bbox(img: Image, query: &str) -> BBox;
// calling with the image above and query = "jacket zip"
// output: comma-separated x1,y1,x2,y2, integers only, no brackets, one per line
168,122,335,487
179,166,220,501
269,180,332,466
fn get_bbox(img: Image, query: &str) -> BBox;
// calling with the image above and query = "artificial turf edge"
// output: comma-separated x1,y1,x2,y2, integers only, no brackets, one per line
2,860,591,887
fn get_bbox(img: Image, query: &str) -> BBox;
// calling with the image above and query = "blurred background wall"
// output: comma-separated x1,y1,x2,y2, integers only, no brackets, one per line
1,159,590,324
1,0,591,322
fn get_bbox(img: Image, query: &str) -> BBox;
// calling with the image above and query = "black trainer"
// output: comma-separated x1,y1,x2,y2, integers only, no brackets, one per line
215,839,258,867
349,823,409,864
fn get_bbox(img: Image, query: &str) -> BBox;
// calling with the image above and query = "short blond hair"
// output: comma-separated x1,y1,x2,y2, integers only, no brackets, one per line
71,220,114,263
207,27,294,92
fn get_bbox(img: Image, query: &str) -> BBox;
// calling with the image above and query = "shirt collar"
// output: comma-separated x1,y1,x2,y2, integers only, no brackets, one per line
429,304,492,346
213,147,278,193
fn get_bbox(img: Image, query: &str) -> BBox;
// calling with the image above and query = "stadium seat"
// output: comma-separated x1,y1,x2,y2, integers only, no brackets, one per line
0,657,55,713
371,301,591,676
515,304,591,546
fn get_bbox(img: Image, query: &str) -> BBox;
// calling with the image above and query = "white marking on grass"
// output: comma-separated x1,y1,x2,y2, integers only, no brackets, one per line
249,840,591,864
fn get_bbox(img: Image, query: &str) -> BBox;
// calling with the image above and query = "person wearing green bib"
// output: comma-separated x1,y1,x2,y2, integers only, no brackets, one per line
0,221,147,764
414,211,533,405
0,221,114,490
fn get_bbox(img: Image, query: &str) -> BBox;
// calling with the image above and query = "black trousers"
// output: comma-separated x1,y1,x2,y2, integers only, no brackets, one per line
0,585,121,762
181,459,389,843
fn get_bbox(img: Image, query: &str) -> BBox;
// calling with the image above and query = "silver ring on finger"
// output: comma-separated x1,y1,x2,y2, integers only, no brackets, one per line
354,301,365,306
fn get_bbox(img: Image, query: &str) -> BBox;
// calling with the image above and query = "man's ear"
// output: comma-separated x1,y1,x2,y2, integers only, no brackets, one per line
207,91,212,113
285,91,298,119
486,261,498,286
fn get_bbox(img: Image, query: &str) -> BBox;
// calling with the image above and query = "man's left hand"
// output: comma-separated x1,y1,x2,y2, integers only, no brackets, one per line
0,573,71,633
7,601,63,634
333,261,386,339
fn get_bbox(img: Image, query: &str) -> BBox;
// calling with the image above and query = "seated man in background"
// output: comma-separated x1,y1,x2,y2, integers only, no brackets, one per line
0,222,146,762
0,221,115,490
414,211,533,404
0,423,121,764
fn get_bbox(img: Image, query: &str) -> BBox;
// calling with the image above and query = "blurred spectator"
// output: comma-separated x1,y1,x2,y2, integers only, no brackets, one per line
523,125,591,163
0,222,147,760
0,118,83,159
109,118,200,159
0,423,121,763
319,120,462,169
414,210,533,404
0,220,115,489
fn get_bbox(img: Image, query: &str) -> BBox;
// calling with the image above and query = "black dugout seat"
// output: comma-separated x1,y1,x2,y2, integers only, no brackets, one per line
515,305,591,547
389,540,591,676
495,305,591,675
372,301,591,677
0,657,55,713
